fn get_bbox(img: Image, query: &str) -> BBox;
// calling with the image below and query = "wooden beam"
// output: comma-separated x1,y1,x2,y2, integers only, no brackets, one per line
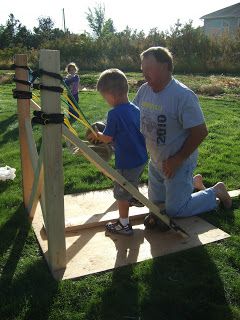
30,99,42,111
64,188,240,232
62,126,168,219
65,208,148,232
228,189,240,198
30,98,187,238
15,54,34,208
62,126,188,238
39,49,66,271
27,147,44,219
25,119,47,225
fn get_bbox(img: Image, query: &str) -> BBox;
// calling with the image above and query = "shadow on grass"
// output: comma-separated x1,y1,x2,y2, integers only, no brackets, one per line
0,204,59,320
0,114,19,147
202,200,238,235
137,247,233,320
83,231,233,320
0,180,14,194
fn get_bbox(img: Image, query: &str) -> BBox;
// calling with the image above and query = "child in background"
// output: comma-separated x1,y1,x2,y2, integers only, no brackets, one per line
64,62,80,123
88,69,148,236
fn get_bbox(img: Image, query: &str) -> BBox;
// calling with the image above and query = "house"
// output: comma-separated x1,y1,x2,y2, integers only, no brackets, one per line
200,2,240,36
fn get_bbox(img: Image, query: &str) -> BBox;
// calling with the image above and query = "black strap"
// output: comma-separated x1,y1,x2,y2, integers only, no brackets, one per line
31,69,63,82
32,83,40,90
39,69,63,81
11,64,31,71
13,77,31,86
12,89,32,99
32,83,63,93
32,110,64,125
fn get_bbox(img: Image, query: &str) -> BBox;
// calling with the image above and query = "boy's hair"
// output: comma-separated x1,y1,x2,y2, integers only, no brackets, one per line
140,47,173,72
97,69,128,96
65,62,79,73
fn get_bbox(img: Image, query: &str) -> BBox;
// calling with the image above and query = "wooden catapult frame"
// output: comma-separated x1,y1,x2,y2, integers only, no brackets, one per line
15,49,190,274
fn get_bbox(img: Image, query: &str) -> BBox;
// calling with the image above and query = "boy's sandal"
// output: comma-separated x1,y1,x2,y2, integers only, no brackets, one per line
105,220,133,235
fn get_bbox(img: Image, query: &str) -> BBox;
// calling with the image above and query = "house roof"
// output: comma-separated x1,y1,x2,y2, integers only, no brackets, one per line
200,2,240,19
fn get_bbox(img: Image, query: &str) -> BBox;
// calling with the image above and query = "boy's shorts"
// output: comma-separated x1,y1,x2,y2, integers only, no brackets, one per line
113,164,145,201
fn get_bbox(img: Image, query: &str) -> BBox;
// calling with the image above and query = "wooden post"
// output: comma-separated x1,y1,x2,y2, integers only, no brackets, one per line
15,54,34,208
39,49,66,271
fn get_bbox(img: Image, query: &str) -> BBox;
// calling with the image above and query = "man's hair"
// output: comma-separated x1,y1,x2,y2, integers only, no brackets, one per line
97,69,129,96
140,47,173,72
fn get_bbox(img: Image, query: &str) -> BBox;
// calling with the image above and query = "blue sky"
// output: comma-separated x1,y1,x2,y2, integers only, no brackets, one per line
1,0,238,34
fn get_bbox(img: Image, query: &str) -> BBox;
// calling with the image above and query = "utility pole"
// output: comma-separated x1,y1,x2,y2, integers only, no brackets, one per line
62,8,66,33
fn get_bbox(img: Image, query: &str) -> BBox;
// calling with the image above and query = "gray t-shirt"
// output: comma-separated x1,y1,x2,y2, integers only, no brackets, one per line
133,78,205,166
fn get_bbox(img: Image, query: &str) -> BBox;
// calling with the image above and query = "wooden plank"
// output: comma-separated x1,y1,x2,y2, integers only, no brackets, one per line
30,99,41,111
62,127,169,220
31,99,236,238
65,208,147,231
63,186,162,232
64,186,240,232
40,49,66,271
25,119,38,165
62,126,189,238
25,120,47,225
15,54,34,207
228,189,240,198
31,206,230,280
27,147,44,219
30,100,178,234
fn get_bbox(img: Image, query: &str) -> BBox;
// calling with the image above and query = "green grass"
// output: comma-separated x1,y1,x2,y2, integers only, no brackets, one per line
1,69,240,96
0,76,240,320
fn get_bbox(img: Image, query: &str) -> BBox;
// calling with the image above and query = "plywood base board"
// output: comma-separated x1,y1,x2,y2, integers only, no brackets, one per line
63,185,149,231
61,186,239,232
32,187,231,280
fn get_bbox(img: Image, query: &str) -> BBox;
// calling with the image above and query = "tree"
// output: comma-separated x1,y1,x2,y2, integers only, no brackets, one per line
15,25,33,48
86,3,116,38
0,14,20,48
35,16,54,34
33,16,55,46
102,18,116,36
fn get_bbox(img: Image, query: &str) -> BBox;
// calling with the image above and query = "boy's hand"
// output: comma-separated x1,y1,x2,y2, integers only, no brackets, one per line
162,155,183,179
88,130,100,143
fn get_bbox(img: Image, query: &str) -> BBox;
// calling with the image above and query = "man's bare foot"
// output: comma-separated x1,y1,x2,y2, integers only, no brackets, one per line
213,182,232,209
193,174,206,191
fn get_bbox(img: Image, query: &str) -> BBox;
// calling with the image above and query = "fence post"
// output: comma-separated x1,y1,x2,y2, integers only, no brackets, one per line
39,49,66,271
15,54,34,208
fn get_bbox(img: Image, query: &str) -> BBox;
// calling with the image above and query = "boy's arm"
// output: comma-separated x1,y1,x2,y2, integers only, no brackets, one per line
88,109,116,144
162,123,208,178
96,131,113,144
88,131,113,144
